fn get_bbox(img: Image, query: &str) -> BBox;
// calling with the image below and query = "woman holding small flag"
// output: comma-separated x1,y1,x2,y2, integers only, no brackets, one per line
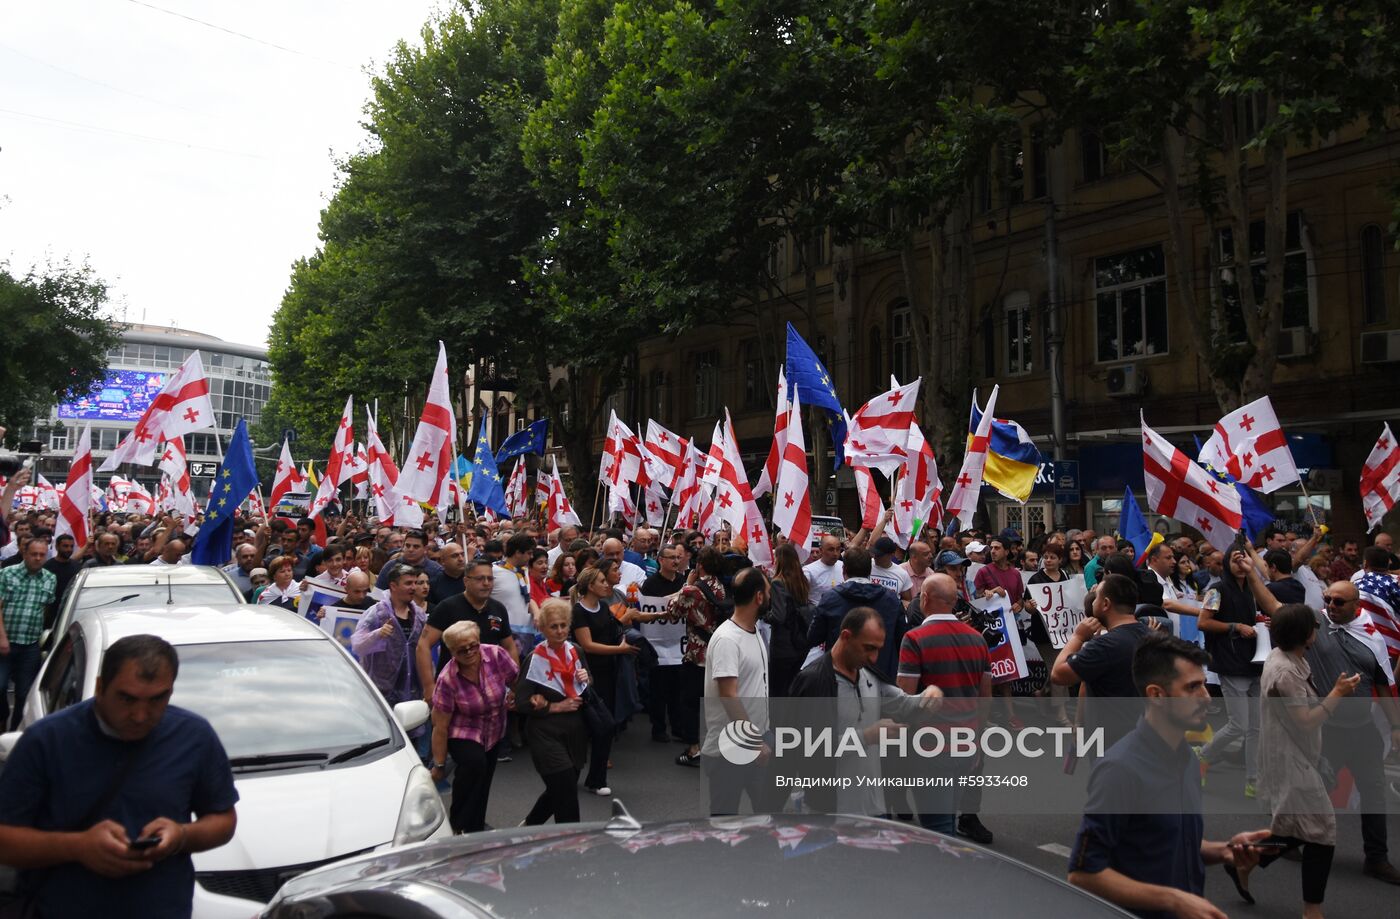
516,599,592,825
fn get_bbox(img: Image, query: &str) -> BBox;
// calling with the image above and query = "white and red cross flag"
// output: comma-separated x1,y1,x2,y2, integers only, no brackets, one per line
364,408,400,522
601,411,642,489
1360,423,1400,533
310,396,354,519
1143,414,1242,552
753,365,788,499
772,389,812,558
1197,396,1299,494
547,455,581,529
395,342,456,508
844,377,922,474
100,351,215,472
55,425,93,548
945,385,999,533
642,419,686,491
268,436,307,509
713,409,772,568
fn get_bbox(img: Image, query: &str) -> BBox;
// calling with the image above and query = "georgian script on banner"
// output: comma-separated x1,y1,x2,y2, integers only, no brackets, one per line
638,593,684,665
1029,577,1089,648
970,595,1027,685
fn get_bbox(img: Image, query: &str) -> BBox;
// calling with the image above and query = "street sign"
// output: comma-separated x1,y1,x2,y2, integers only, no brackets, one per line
824,489,837,507
1055,491,1081,506
189,462,218,477
282,428,297,444
1054,460,1079,493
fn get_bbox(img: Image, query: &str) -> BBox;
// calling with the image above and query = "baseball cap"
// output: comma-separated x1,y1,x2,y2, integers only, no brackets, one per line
935,549,969,568
999,527,1023,543
965,540,987,554
871,536,899,556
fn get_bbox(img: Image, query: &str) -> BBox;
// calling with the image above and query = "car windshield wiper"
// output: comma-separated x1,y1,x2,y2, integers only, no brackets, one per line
229,751,330,769
326,737,392,765
79,593,141,610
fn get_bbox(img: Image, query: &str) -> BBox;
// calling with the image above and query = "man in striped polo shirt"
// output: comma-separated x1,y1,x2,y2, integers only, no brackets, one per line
898,573,992,836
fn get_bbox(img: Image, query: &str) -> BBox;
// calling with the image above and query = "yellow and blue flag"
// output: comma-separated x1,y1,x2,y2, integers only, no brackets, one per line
968,400,1043,503
1117,486,1163,566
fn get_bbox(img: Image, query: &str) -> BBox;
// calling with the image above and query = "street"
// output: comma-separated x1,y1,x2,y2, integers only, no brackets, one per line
470,717,1400,919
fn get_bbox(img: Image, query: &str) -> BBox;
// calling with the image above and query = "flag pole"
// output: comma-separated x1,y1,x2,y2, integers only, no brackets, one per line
1296,476,1323,531
589,479,603,534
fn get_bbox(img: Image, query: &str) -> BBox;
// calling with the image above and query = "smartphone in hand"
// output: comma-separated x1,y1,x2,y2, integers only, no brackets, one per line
129,835,161,851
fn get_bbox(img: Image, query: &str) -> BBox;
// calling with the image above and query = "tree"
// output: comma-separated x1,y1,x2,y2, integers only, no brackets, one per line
0,260,121,440
1067,0,1400,410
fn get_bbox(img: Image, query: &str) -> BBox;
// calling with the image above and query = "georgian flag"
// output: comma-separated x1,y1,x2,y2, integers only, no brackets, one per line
601,411,642,488
889,376,942,544
753,365,788,499
505,459,529,518
125,480,156,515
673,441,705,530
55,425,93,548
853,465,884,530
713,410,772,567
268,437,306,509
395,341,456,508
1197,396,1299,494
534,473,549,510
365,408,400,522
1143,415,1242,552
844,377,922,473
35,474,59,511
526,641,587,699
642,419,686,491
106,476,132,512
944,385,999,532
643,481,668,528
547,455,581,529
158,435,196,521
310,396,355,519
1360,423,1400,533
100,351,215,471
609,485,637,528
772,389,812,559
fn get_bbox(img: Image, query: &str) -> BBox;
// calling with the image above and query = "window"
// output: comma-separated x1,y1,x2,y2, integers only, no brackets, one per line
741,340,768,411
48,430,68,452
868,325,883,394
890,303,913,384
40,629,85,713
649,369,670,422
1081,129,1107,183
1004,291,1033,375
1361,224,1389,325
1217,211,1312,336
766,238,784,280
1002,140,1024,208
1095,245,1168,362
1029,125,1049,200
693,349,719,418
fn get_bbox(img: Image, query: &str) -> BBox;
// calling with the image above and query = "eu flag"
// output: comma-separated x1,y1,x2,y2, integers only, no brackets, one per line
191,419,259,567
784,323,848,467
467,420,510,517
496,418,548,463
1194,435,1275,542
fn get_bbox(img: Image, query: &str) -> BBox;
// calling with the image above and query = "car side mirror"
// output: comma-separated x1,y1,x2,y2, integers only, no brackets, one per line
0,731,21,764
392,700,429,733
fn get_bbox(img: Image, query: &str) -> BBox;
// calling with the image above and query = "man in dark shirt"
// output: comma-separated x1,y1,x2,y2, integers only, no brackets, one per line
43,533,84,607
1051,574,1150,749
0,634,238,918
428,542,467,606
640,545,687,742
336,570,377,611
83,532,123,569
417,558,516,695
1068,633,1267,919
1261,549,1306,605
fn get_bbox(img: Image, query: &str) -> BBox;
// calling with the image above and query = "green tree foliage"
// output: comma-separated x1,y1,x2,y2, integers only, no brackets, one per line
0,260,121,440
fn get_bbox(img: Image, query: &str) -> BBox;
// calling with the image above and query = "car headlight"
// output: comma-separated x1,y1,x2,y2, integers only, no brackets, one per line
394,765,447,846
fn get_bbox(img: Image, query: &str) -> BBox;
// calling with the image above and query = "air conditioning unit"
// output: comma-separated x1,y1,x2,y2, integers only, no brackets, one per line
1106,363,1144,397
1276,327,1314,359
1306,468,1342,491
1360,329,1400,364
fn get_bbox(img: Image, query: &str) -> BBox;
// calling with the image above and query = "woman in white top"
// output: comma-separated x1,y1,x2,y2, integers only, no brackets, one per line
258,556,300,611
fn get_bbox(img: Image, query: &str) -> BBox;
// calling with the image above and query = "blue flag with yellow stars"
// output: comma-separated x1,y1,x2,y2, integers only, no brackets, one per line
496,418,548,464
785,322,848,467
467,419,510,517
191,419,260,566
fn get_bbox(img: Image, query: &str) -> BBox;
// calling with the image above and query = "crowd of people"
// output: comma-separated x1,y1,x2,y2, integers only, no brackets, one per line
3,464,1400,918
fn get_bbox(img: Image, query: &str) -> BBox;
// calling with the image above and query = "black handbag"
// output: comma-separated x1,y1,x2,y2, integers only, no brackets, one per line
580,685,616,741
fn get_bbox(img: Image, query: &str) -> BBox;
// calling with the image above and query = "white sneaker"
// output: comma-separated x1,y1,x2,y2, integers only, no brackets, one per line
590,786,612,797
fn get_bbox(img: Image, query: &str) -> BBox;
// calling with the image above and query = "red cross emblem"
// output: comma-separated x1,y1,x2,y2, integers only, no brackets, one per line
371,484,385,497
1258,463,1276,482
1242,451,1254,467
887,391,903,406
183,408,200,423
956,473,972,488
134,424,153,444
1196,516,1213,533
1239,413,1256,432
415,452,435,472
1380,437,1390,451
901,499,913,512
783,492,795,509
751,525,764,541
718,492,734,509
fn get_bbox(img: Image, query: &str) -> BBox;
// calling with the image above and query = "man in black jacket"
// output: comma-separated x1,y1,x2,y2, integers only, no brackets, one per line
790,606,942,814
807,548,907,679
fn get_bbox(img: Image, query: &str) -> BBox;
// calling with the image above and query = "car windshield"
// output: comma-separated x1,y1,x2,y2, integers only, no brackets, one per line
75,583,238,610
170,639,394,762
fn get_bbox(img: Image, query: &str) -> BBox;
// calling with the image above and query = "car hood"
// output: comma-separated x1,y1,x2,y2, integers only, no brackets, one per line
195,751,410,871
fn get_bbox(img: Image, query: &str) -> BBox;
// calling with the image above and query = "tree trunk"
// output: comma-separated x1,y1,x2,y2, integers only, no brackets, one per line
803,232,828,515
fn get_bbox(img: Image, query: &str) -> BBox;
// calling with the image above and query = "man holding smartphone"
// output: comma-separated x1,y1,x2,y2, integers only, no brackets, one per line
0,635,239,917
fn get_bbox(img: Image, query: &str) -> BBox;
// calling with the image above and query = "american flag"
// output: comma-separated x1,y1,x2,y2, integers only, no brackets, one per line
1356,571,1400,657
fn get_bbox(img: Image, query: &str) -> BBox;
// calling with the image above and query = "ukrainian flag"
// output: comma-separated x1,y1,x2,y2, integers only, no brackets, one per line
968,399,1044,503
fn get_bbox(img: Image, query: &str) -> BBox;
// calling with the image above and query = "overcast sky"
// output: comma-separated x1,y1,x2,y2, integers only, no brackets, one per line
1,0,443,350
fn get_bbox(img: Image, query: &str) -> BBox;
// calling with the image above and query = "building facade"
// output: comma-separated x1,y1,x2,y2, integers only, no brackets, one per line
622,123,1400,541
24,323,271,498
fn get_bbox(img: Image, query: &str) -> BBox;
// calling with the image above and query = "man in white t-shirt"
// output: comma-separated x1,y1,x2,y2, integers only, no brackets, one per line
602,537,647,592
869,537,913,602
803,534,845,605
901,540,934,601
546,525,579,567
702,567,775,815
491,533,538,634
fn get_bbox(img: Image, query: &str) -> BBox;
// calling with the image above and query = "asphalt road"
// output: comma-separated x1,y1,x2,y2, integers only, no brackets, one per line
465,716,1400,919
